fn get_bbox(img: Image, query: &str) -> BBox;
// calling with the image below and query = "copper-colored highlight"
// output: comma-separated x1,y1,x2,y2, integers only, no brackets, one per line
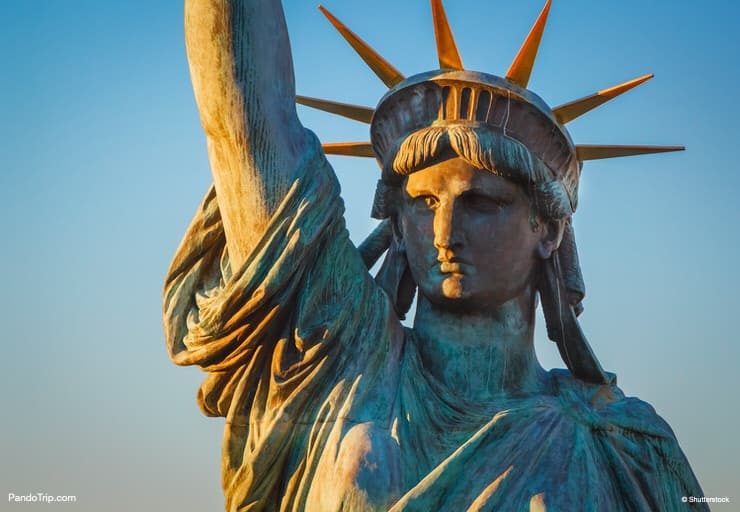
431,0,464,70
576,145,685,161
322,142,376,157
296,95,375,124
505,0,551,88
318,6,405,88
553,74,654,124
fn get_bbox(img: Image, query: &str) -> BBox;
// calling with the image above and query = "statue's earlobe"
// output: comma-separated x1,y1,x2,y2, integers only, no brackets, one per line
537,219,565,259
537,239,555,260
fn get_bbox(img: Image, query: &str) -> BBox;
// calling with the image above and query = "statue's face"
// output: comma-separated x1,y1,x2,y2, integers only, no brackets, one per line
400,157,552,311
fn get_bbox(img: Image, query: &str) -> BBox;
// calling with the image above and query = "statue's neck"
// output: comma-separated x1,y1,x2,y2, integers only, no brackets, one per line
412,288,548,402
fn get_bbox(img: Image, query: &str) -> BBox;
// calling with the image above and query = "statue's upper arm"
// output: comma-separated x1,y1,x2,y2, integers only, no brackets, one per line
185,0,307,268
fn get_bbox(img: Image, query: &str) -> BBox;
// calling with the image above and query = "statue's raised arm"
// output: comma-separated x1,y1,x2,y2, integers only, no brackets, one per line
167,4,402,507
185,0,306,268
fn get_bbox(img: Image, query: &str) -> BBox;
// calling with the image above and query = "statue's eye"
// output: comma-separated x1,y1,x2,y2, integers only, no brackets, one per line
423,196,439,208
411,195,439,210
463,193,509,212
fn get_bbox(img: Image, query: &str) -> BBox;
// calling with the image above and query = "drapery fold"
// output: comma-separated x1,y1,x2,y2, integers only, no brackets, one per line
164,139,401,510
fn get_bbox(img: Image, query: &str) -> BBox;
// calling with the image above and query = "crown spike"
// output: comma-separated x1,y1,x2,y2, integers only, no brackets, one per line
577,145,685,161
318,6,405,88
505,0,551,88
322,142,376,158
431,0,464,70
296,95,374,124
553,74,654,124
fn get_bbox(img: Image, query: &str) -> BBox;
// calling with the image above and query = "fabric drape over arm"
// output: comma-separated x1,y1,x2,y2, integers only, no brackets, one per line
163,136,403,510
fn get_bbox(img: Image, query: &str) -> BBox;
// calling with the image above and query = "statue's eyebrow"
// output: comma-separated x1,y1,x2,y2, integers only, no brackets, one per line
403,183,438,197
463,185,514,197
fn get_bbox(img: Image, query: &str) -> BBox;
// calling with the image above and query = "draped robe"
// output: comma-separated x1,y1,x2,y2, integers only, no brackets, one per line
164,138,706,511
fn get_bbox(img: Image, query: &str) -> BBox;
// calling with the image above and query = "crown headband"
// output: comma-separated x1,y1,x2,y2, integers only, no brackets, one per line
369,70,578,195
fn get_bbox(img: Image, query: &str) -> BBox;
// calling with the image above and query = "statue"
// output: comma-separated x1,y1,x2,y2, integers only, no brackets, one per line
164,0,706,509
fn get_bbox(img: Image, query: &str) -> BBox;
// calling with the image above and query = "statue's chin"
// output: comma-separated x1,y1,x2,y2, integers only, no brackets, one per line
441,275,466,300
420,275,480,314
422,276,525,315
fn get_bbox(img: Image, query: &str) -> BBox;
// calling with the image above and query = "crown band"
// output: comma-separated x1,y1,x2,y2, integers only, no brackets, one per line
370,70,580,208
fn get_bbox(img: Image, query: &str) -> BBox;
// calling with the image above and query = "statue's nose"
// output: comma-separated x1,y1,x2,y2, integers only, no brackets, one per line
433,202,464,252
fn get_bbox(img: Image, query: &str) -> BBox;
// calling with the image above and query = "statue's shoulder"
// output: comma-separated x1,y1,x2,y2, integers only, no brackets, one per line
548,368,705,504
549,368,677,440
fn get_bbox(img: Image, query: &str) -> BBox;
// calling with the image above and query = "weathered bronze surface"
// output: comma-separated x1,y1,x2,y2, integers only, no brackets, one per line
165,1,705,510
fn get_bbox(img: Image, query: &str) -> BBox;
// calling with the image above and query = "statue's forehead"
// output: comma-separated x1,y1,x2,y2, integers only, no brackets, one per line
404,158,524,196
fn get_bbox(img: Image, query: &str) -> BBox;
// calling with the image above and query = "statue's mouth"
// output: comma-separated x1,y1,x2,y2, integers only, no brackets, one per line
439,261,463,274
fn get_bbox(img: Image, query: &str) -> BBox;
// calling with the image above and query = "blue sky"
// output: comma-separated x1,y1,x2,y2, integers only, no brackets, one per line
2,0,739,509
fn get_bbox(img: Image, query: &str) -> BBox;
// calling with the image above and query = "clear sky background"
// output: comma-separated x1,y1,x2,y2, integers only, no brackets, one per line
1,0,738,510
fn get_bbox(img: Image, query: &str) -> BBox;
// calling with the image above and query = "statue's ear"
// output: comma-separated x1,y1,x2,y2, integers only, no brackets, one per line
537,218,565,259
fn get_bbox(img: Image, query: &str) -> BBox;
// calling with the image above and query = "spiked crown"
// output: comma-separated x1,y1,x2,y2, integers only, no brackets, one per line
297,0,683,194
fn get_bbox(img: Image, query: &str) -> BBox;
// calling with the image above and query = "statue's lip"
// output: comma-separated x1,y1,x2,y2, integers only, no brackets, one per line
439,261,463,273
436,253,467,265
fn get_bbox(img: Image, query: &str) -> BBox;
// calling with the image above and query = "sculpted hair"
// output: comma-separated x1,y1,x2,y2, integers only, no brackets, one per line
379,125,574,222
